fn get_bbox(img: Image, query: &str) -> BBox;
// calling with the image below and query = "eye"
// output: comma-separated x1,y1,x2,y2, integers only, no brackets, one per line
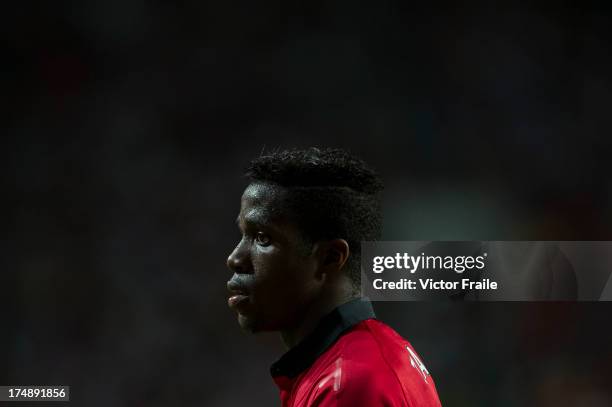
255,232,271,246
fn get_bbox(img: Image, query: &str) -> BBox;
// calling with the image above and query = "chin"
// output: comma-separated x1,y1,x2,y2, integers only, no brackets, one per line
237,313,282,334
237,314,260,333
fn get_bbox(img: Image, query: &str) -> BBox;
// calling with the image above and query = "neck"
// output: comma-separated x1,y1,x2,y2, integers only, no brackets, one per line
280,290,358,349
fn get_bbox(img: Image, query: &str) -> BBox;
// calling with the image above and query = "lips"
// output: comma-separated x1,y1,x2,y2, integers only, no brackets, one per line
227,279,251,310
228,294,249,308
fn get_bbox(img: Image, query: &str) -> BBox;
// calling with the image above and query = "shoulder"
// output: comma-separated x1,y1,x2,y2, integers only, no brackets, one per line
306,354,404,406
304,319,441,406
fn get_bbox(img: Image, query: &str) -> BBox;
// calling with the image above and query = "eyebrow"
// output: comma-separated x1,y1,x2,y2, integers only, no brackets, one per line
236,214,272,228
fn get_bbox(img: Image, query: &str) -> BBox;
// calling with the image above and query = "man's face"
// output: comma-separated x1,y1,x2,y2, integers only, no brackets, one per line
226,182,321,333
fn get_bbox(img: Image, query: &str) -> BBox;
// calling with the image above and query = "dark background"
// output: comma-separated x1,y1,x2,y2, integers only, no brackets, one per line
4,1,612,406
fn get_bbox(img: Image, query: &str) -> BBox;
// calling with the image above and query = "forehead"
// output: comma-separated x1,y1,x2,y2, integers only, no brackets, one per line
239,182,288,222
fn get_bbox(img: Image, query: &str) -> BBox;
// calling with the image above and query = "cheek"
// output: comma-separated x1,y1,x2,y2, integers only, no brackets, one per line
252,250,316,300
247,250,320,330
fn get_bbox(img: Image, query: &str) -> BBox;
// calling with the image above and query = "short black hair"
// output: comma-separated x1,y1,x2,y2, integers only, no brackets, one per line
245,147,383,291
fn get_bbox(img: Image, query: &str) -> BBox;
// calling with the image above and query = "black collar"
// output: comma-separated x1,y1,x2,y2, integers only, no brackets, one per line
270,298,376,378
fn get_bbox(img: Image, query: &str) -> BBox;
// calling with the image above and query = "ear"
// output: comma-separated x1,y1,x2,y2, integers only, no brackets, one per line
314,239,350,280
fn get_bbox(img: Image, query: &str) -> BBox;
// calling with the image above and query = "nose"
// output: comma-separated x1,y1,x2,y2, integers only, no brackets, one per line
227,239,252,274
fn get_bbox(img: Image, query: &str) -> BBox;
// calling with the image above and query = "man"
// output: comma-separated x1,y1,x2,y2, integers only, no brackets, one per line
226,147,442,406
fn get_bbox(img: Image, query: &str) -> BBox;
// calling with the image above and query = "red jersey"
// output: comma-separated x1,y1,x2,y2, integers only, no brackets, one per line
270,298,442,406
